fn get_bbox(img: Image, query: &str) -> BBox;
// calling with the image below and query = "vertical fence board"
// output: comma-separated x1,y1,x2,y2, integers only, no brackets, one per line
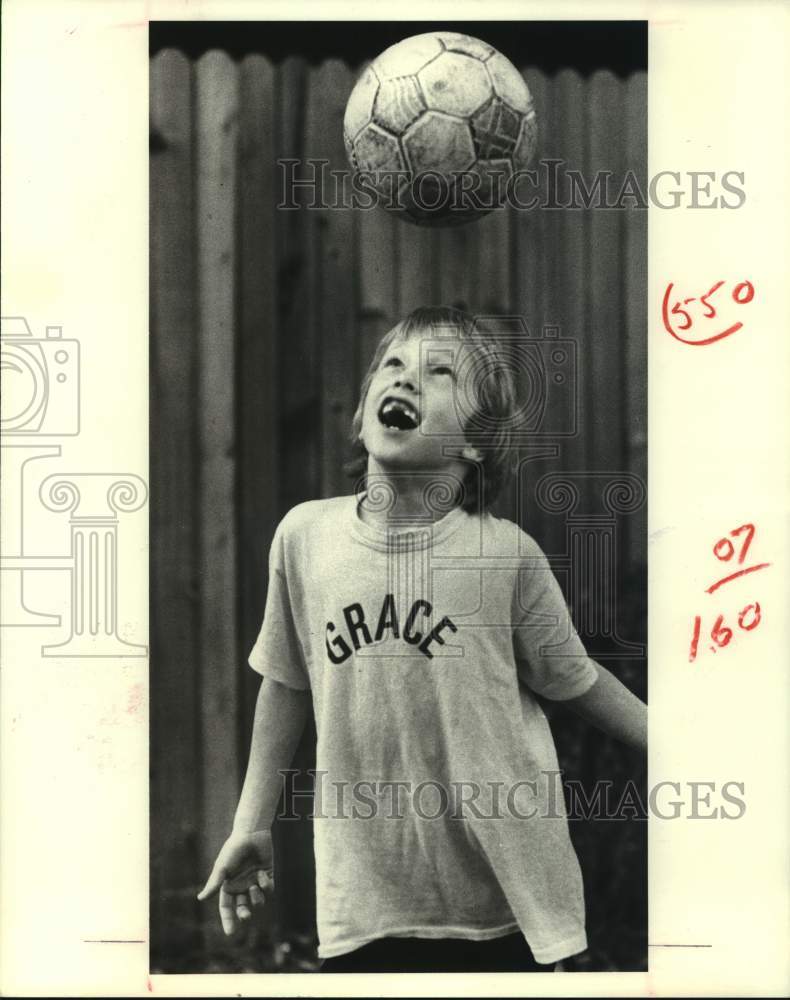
398,223,437,312
474,207,511,315
475,205,514,520
278,57,319,512
194,52,241,902
586,71,626,478
585,72,630,650
512,68,564,556
356,61,399,378
552,68,588,436
149,49,201,964
237,55,279,743
554,68,590,515
310,60,357,499
514,69,550,334
539,69,590,614
438,223,478,312
272,57,320,939
623,71,647,578
358,206,398,379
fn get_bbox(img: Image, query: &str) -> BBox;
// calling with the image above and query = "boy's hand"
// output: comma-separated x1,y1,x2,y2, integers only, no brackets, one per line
197,829,274,935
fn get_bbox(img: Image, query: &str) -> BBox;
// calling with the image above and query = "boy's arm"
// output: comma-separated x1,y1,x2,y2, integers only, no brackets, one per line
197,675,310,926
563,661,646,752
233,674,311,832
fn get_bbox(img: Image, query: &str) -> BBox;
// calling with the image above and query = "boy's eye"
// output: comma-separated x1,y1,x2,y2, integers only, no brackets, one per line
432,365,453,376
382,356,402,368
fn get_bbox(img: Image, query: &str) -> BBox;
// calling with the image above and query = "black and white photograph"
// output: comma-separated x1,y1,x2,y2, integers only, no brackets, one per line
2,2,788,996
150,19,648,975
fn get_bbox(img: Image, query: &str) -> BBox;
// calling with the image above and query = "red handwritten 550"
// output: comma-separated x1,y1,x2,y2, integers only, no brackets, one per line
663,279,754,346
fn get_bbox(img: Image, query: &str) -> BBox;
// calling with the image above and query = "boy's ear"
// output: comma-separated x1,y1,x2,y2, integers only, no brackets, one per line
462,444,483,463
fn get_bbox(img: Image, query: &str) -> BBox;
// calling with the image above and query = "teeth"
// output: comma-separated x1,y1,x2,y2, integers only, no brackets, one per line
381,399,418,422
378,397,419,431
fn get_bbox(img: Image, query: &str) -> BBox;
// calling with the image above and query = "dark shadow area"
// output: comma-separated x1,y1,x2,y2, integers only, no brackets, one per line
150,20,647,76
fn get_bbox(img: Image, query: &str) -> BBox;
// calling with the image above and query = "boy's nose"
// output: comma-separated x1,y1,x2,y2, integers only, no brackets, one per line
393,373,417,393
393,359,419,392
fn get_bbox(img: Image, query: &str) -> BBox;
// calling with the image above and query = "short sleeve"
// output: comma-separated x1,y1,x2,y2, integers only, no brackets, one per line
512,537,598,701
248,520,311,691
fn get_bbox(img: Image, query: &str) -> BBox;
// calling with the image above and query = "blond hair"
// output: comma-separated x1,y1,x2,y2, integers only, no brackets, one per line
347,306,520,513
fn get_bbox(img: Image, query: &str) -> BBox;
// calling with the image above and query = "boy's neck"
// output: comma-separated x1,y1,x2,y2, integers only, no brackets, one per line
358,464,464,529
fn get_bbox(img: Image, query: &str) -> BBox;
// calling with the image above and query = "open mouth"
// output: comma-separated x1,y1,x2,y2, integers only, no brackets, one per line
378,396,420,431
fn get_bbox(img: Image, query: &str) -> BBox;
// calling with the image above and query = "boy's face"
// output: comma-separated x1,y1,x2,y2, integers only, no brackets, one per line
360,329,479,477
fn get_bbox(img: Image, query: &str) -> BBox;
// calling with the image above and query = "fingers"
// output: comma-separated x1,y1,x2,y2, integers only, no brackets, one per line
200,855,274,934
218,884,236,936
235,893,252,922
223,865,262,894
197,863,227,902
218,886,257,935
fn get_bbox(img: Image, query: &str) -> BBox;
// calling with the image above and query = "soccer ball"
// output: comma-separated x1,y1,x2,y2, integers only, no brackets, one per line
343,31,538,226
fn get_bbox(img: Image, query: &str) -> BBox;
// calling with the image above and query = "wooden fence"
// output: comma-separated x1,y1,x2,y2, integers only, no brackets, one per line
150,50,647,968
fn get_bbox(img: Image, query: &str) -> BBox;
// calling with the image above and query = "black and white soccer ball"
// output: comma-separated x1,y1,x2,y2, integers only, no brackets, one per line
343,31,538,226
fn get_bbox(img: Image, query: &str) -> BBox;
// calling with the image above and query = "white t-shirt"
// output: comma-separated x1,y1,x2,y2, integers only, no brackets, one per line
249,494,599,963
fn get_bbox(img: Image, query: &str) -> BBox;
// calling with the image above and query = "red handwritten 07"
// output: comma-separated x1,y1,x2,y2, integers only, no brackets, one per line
688,522,770,663
663,279,754,346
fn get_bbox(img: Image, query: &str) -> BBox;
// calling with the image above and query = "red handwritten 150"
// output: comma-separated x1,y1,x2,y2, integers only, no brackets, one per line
689,522,770,663
663,279,754,346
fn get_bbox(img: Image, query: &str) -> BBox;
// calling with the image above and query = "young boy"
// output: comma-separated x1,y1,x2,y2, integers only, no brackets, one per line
198,306,647,973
